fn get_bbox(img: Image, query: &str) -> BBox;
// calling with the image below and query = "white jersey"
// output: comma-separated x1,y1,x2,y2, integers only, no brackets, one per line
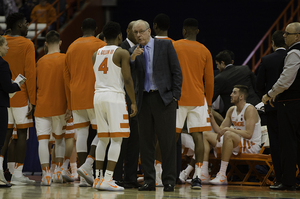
93,45,125,94
231,103,261,147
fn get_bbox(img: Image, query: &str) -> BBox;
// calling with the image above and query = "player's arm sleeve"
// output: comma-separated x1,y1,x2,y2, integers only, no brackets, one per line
64,56,72,110
204,51,214,106
167,41,182,100
24,43,36,105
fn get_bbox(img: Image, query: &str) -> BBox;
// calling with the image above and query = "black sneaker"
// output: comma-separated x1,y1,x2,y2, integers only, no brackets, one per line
191,176,202,189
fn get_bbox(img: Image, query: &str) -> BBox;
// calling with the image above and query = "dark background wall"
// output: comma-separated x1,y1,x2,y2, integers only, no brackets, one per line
109,0,290,68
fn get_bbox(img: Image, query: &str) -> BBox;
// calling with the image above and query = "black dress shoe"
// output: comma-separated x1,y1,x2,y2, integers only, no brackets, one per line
138,183,155,191
115,180,124,187
163,184,174,192
123,181,141,189
269,183,296,191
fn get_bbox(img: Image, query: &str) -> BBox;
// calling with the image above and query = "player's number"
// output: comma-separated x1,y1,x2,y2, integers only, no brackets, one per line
98,58,108,74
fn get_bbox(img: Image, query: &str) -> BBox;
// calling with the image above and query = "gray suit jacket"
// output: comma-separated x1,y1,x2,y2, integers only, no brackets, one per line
129,38,182,111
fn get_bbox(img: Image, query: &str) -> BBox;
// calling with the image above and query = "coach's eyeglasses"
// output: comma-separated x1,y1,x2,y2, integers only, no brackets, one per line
284,31,300,36
133,27,150,35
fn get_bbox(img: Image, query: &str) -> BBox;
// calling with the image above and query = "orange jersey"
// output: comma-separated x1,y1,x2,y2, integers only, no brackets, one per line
155,36,175,42
35,53,67,117
3,35,36,107
65,36,106,110
173,39,214,106
30,3,56,23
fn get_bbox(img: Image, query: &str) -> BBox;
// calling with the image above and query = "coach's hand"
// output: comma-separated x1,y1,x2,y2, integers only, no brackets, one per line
130,103,137,117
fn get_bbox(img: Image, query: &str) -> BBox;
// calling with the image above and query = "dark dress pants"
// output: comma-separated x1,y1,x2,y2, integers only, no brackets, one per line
0,107,8,151
266,111,282,183
277,100,300,186
138,91,177,186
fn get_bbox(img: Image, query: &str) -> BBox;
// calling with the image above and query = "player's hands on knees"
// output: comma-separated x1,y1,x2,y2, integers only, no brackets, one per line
26,103,34,118
65,109,72,121
130,103,138,117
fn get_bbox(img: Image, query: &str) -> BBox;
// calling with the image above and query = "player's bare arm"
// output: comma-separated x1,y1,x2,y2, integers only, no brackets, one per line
115,49,137,117
215,107,234,141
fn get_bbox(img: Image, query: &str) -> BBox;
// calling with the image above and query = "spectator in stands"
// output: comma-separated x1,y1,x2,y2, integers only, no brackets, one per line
202,85,261,185
15,0,33,23
2,0,18,17
30,0,56,29
256,30,286,188
213,50,260,117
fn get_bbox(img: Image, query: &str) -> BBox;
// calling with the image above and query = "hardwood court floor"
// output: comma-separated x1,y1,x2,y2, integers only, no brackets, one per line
0,176,299,199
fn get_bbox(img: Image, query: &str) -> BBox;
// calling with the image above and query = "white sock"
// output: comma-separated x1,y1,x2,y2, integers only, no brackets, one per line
185,164,194,176
219,161,229,176
14,164,23,177
70,163,77,174
155,163,162,173
193,162,202,179
201,161,209,177
0,156,3,170
104,170,113,181
8,162,15,174
62,159,70,171
84,156,94,166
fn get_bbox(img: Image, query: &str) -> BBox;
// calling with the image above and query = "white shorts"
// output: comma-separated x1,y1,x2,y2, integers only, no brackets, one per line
94,92,129,138
73,109,97,130
214,136,261,157
176,100,211,133
35,115,66,141
65,117,75,139
7,105,33,129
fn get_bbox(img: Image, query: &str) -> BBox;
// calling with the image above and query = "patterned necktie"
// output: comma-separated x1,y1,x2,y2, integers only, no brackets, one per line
144,45,151,92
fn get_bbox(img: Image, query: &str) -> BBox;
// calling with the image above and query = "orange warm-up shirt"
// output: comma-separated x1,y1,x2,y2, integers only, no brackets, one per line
30,3,56,23
173,39,214,106
35,53,67,117
65,36,106,110
3,35,36,107
155,36,175,42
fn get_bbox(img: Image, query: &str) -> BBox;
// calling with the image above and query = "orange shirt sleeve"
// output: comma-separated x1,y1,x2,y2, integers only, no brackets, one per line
24,41,36,105
30,5,38,22
204,50,214,106
48,5,56,23
64,55,72,110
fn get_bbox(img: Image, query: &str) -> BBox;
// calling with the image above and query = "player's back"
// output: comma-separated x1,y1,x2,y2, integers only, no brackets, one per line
65,36,106,110
3,35,36,107
93,45,124,94
173,39,214,106
35,52,67,117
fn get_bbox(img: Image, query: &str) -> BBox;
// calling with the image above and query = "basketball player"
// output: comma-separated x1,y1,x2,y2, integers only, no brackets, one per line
1,13,36,185
92,21,137,191
172,18,214,189
64,18,106,186
35,30,71,186
202,85,261,185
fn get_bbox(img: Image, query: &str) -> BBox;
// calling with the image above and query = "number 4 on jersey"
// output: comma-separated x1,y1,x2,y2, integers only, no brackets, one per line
98,58,108,74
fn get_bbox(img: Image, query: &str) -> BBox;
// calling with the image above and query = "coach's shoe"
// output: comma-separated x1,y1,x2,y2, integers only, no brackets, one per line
62,169,74,182
79,177,91,187
77,164,94,185
41,171,52,186
209,172,228,185
155,171,163,187
179,170,188,184
11,174,35,185
53,166,63,183
98,178,124,191
200,173,210,185
191,176,202,189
